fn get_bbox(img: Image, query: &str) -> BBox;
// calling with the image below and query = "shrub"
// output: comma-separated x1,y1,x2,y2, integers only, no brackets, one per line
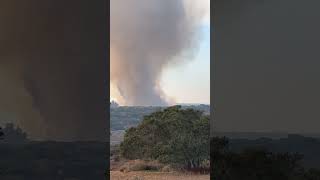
120,106,210,169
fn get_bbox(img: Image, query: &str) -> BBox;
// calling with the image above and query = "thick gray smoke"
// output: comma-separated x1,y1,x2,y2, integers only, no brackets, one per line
111,0,204,106
0,0,107,141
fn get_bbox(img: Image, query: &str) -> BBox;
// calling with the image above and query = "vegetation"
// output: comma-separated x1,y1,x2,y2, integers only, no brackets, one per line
211,137,320,180
226,134,320,169
0,141,107,179
110,100,119,108
0,123,107,179
111,106,161,130
0,127,3,140
111,104,210,131
0,123,28,144
120,106,210,170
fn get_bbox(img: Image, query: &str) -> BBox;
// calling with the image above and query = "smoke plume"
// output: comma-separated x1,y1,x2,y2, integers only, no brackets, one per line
111,0,206,106
0,0,107,141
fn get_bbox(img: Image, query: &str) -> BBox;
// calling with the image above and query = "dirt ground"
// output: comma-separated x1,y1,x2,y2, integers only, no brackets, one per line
110,171,210,180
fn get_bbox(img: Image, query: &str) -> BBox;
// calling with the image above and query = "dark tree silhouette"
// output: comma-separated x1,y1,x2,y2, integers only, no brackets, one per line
0,127,3,140
0,123,27,143
211,137,320,180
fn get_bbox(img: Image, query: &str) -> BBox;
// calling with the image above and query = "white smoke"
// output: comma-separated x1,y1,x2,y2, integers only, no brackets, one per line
111,0,209,106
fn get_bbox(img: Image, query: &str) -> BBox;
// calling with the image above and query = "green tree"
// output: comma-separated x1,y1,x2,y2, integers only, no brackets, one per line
120,106,210,169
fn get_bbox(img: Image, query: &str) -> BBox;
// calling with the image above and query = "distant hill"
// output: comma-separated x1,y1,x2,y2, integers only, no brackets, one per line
213,131,288,140
111,104,210,131
111,106,161,130
213,131,320,139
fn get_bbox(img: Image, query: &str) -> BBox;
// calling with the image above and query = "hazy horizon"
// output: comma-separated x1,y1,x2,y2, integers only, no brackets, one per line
111,101,210,107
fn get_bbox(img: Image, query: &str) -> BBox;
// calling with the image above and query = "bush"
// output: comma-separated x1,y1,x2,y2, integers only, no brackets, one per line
120,106,210,169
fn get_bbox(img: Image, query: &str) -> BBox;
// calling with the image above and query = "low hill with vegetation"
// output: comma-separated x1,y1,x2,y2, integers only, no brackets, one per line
111,104,210,131
0,141,107,180
0,124,108,180
211,137,320,180
226,134,320,169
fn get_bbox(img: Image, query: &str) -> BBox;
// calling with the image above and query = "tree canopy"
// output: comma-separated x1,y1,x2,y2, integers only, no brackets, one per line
0,123,27,143
120,106,210,169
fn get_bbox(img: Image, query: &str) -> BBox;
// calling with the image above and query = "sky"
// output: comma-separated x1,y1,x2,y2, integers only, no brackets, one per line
160,24,210,104
0,0,107,141
110,0,210,105
214,0,320,134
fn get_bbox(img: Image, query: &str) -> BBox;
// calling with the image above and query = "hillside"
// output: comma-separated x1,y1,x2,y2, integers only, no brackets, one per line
111,104,210,131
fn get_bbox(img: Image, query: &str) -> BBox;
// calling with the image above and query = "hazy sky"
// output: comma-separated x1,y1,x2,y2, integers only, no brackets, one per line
214,0,320,134
161,24,210,104
110,0,210,105
0,0,107,141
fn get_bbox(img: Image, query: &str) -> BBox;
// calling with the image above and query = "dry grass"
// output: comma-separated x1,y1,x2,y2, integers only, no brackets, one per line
110,171,210,180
